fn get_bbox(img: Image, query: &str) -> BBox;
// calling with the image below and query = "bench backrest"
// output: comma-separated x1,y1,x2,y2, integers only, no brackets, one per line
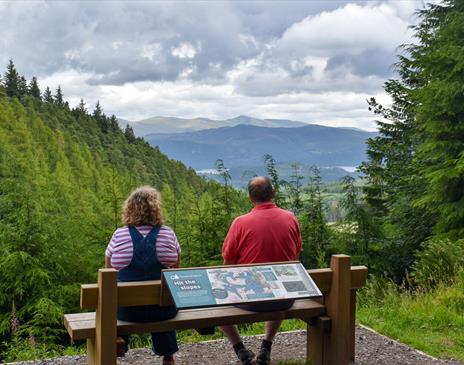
80,255,367,365
80,258,367,309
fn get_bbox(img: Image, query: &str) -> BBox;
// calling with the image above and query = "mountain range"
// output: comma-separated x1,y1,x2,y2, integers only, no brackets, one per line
145,123,376,170
119,115,306,135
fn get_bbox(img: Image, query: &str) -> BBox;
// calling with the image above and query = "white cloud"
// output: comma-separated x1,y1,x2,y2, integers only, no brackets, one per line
279,3,411,54
171,42,197,59
140,43,162,62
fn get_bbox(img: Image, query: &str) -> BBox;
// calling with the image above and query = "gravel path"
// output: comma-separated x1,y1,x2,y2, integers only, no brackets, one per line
6,326,463,365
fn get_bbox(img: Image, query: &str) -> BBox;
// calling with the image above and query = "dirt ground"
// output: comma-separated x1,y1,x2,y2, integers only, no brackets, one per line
7,326,463,365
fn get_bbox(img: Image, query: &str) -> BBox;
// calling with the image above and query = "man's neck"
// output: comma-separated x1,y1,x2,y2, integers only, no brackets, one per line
252,201,274,207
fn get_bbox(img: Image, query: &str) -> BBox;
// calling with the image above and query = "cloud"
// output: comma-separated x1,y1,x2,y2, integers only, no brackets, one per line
229,2,414,97
0,1,425,130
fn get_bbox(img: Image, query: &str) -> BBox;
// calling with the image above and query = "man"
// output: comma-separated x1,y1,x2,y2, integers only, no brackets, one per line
221,176,302,365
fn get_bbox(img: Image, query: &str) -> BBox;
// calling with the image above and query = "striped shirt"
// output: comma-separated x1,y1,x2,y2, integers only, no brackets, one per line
105,225,180,270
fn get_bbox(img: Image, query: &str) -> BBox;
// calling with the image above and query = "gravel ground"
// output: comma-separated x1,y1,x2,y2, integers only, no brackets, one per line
6,326,463,365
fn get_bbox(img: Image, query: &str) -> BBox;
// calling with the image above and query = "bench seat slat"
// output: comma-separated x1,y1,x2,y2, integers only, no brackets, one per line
65,299,325,341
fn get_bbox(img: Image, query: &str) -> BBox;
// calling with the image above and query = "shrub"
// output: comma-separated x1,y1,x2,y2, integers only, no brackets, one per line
412,238,464,290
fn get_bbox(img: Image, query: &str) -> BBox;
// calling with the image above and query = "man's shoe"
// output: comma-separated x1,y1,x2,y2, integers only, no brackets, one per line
256,347,271,365
162,354,175,365
237,348,256,365
116,337,126,357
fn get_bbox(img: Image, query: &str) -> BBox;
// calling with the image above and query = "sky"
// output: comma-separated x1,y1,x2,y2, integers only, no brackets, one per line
0,0,432,131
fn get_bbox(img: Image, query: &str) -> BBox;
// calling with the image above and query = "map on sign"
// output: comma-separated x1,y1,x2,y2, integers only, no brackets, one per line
162,263,322,309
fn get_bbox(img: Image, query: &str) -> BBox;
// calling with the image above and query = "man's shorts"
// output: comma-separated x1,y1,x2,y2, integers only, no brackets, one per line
235,299,294,312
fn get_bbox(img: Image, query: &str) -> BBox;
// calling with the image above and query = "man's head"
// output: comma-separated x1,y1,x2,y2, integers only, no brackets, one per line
248,176,275,204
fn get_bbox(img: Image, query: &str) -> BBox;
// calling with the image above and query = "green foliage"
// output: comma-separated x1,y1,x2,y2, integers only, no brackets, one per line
0,62,249,360
359,1,464,280
28,77,41,99
358,271,464,361
287,162,304,214
4,60,21,99
412,238,464,290
263,154,286,208
300,167,329,268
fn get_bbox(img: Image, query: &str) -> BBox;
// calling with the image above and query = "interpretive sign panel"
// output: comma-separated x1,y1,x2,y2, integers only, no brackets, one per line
162,262,322,309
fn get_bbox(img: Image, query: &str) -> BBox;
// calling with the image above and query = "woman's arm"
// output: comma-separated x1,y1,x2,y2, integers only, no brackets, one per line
105,255,113,268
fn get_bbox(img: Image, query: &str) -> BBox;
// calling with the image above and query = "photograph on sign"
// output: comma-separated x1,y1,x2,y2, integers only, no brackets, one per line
163,263,322,309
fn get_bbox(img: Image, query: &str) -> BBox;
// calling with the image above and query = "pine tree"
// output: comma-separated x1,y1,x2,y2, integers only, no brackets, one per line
124,124,136,143
215,158,232,220
54,86,64,106
109,115,119,132
28,77,41,99
263,154,286,208
288,162,304,214
43,87,53,103
4,60,20,98
18,76,28,98
301,166,329,268
410,1,464,237
93,101,103,120
77,98,86,113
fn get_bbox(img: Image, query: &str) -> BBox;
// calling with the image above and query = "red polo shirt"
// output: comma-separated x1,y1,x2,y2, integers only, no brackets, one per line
222,202,302,264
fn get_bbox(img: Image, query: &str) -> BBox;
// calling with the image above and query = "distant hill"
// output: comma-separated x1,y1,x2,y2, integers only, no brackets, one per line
198,165,358,187
119,115,306,135
145,123,376,170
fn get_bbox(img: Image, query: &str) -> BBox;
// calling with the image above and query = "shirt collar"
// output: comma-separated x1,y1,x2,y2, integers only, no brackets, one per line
252,202,276,211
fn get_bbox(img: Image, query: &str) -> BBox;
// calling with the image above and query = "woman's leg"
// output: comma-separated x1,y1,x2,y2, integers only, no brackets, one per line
151,330,179,356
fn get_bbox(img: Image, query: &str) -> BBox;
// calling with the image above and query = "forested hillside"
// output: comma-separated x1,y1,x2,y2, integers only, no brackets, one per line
0,63,249,359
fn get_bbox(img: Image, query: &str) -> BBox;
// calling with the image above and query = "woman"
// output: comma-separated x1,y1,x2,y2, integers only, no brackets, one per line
105,186,180,365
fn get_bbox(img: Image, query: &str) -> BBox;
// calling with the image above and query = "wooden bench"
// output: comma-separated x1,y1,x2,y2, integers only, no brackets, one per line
64,254,367,365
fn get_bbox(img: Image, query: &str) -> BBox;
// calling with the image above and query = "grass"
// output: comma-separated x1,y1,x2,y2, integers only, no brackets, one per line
357,273,464,362
176,319,305,343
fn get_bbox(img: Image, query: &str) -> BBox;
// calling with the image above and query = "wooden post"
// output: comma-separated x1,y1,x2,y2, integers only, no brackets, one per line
87,338,96,365
349,289,356,361
94,269,118,365
325,255,351,365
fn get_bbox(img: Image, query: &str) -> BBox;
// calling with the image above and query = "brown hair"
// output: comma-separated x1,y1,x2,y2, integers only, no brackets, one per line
122,186,164,226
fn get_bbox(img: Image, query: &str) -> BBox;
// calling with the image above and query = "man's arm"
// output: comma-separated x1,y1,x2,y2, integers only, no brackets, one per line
222,218,239,264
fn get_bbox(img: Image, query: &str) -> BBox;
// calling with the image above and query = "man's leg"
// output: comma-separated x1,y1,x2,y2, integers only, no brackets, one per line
220,325,256,365
264,319,283,341
220,325,242,345
256,320,283,365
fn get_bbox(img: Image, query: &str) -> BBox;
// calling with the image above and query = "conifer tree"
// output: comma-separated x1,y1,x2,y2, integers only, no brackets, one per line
124,124,136,143
109,115,119,132
215,159,232,218
18,76,28,98
288,162,304,214
93,101,103,120
54,86,64,106
43,87,53,103
410,1,464,237
28,77,41,99
4,59,20,98
264,154,286,208
301,166,329,268
77,98,87,113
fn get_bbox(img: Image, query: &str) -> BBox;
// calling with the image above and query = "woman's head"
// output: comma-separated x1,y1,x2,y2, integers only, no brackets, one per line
122,186,164,226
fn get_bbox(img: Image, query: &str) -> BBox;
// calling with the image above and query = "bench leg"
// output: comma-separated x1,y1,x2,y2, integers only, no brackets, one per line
87,338,96,365
308,318,330,365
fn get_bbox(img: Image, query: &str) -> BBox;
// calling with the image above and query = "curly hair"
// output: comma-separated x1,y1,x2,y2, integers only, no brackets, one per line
122,186,164,226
